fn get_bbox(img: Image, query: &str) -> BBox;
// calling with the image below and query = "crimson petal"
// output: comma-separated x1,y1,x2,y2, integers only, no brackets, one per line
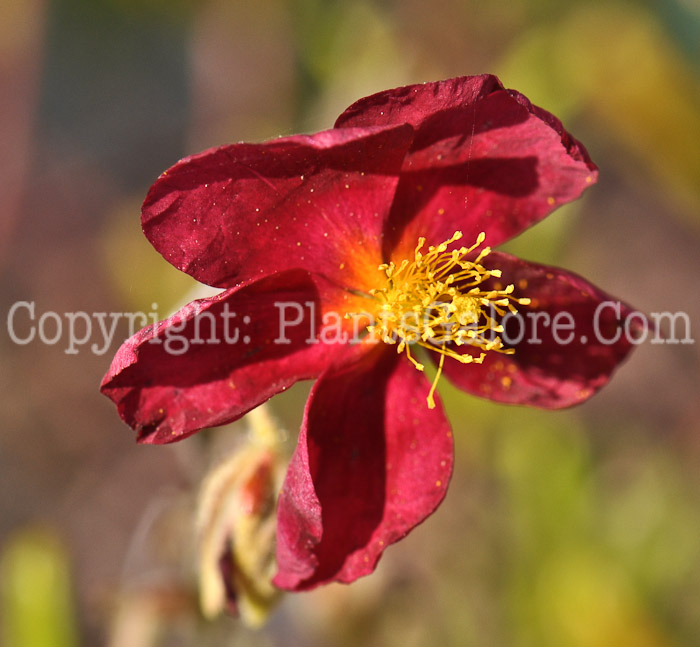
101,270,354,444
335,75,597,258
274,347,453,591
142,125,414,290
441,252,643,408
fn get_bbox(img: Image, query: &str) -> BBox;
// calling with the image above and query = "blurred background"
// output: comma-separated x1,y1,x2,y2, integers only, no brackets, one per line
1,0,700,645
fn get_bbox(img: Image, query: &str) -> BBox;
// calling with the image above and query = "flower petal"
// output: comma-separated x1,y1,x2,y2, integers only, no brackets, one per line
101,270,356,444
335,75,597,257
142,125,414,290
441,252,643,408
274,347,453,591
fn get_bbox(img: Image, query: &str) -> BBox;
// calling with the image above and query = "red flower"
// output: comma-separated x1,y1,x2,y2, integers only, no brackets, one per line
102,75,641,591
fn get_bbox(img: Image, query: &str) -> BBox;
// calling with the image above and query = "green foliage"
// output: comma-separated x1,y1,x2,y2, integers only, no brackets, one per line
0,528,79,647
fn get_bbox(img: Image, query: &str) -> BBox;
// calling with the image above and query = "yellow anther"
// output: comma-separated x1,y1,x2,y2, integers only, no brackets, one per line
363,231,528,408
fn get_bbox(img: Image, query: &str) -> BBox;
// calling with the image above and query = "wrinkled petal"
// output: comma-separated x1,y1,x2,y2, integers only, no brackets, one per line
274,347,453,591
335,75,597,258
142,125,414,290
101,270,359,443
441,252,643,408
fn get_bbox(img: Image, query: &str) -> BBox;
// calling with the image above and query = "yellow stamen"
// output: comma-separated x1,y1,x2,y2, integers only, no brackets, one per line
363,231,530,408
426,349,445,409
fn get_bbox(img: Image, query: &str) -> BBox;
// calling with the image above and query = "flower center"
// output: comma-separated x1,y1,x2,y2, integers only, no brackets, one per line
366,231,529,408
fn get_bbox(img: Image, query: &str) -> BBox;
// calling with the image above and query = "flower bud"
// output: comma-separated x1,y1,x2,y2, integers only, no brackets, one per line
196,406,286,627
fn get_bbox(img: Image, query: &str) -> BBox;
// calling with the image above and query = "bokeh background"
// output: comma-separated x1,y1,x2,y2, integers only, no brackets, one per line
2,0,700,645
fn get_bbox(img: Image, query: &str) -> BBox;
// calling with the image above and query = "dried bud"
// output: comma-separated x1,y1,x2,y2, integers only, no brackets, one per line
196,406,286,627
